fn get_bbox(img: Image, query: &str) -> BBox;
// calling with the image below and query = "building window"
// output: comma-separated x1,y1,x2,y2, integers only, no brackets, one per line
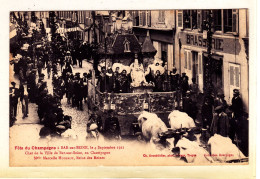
183,10,198,29
223,9,238,33
229,63,240,88
212,10,222,31
133,10,139,26
139,11,149,26
177,10,183,29
161,43,168,65
158,10,165,23
183,10,191,29
147,11,151,27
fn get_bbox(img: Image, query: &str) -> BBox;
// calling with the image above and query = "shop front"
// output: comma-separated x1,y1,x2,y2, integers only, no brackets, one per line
178,31,247,109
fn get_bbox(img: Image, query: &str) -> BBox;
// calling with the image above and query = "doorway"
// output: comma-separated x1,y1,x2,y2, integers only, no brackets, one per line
192,51,199,83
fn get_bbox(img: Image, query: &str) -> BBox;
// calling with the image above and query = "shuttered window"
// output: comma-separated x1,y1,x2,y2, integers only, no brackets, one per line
232,9,239,33
188,51,191,70
197,10,202,31
184,51,187,69
230,66,234,86
139,11,142,26
142,11,146,26
177,10,183,29
147,11,151,27
229,63,240,88
198,53,202,74
158,10,165,23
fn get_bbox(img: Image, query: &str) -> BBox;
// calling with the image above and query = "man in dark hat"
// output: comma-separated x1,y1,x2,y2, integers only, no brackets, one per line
154,70,164,92
10,82,20,117
181,73,189,97
170,67,179,91
201,97,213,130
214,92,228,110
229,89,243,143
104,109,121,140
182,90,197,120
210,106,229,137
82,73,88,103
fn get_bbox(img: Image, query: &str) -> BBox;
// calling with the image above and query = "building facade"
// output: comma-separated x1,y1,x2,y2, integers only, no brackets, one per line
132,10,176,71
175,9,249,112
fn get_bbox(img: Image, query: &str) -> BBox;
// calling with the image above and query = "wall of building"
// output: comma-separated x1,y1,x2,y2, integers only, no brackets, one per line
151,10,175,29
174,9,249,113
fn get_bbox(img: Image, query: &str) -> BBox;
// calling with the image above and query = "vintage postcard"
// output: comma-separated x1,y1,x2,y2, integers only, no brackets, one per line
1,0,257,178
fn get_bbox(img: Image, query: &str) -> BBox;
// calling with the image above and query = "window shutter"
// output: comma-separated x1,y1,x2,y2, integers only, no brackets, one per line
235,66,240,87
232,9,239,34
188,51,191,70
198,54,202,74
197,10,202,31
143,11,146,26
230,66,234,86
177,10,183,29
139,11,142,26
147,11,151,27
184,51,187,69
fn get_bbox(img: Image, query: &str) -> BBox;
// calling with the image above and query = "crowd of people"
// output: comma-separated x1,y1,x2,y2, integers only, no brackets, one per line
9,16,247,157
96,61,191,94
9,16,123,142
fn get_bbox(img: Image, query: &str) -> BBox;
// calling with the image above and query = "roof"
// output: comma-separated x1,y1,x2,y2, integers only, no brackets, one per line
112,34,141,54
141,33,157,53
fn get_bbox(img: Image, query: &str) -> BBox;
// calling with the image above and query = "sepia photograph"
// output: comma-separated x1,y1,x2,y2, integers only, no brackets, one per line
8,9,251,167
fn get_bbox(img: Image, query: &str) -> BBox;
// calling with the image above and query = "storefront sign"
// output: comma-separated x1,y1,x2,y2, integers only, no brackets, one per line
186,34,223,51
180,32,241,55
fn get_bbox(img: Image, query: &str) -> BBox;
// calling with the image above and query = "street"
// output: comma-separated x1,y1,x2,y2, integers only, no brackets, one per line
10,60,93,140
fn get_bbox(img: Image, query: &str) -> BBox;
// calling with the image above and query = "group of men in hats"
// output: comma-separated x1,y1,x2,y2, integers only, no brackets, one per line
199,89,244,144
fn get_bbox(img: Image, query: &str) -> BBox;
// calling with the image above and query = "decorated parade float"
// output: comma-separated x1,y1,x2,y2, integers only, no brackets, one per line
87,32,179,136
